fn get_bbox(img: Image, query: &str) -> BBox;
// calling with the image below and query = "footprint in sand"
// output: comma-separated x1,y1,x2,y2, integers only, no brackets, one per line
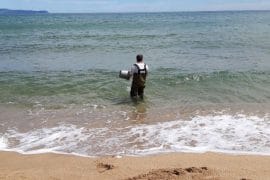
126,166,219,180
96,162,114,173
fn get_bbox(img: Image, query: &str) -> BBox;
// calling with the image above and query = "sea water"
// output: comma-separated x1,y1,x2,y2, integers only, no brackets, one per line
0,11,270,156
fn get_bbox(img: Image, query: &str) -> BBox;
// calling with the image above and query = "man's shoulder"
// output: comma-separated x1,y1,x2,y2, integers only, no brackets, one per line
144,63,149,70
133,63,149,70
135,62,148,66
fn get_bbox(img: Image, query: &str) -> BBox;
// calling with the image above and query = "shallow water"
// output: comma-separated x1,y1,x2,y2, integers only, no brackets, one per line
0,11,270,156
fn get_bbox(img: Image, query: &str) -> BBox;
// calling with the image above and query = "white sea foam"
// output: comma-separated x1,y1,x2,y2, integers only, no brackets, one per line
1,114,270,156
0,136,7,149
128,114,270,155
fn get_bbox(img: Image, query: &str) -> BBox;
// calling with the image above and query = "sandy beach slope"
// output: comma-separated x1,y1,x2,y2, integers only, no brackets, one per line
0,151,270,180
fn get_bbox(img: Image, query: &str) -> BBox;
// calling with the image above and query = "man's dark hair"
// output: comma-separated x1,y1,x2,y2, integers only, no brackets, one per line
136,54,143,62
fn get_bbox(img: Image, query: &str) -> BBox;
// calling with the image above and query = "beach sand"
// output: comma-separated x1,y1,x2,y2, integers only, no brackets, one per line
0,151,270,180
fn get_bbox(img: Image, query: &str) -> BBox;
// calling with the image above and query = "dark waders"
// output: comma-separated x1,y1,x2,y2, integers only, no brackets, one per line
130,64,147,99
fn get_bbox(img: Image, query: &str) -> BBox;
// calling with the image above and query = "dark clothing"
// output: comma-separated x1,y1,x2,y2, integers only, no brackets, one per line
130,63,147,99
130,81,145,98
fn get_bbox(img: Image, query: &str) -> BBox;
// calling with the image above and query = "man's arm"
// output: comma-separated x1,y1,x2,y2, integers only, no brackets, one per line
130,64,138,75
129,64,136,80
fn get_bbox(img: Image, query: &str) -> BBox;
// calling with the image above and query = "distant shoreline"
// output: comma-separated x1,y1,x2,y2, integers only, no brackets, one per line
0,9,49,15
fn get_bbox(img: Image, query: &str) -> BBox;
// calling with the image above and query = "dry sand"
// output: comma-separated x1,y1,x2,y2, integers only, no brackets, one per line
0,151,269,180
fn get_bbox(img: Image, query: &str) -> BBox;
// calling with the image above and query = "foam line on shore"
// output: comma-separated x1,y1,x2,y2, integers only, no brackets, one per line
0,137,7,149
1,113,269,157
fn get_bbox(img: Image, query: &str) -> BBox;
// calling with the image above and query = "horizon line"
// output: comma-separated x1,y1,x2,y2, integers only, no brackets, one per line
2,8,270,14
54,9,270,14
46,9,270,14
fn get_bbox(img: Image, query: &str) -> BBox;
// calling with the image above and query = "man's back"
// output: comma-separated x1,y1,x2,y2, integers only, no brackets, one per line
130,55,148,99
131,62,149,75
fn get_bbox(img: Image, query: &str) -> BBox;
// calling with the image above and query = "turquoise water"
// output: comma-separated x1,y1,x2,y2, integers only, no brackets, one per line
1,11,270,107
0,70,270,108
0,11,270,156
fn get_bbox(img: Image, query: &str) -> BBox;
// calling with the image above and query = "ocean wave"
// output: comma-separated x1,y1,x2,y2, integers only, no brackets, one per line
1,113,269,156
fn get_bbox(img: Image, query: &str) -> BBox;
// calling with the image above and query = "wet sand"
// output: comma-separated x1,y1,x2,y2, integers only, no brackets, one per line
0,151,270,180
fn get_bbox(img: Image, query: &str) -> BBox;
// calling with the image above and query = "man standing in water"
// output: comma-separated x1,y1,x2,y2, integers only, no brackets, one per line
130,54,149,99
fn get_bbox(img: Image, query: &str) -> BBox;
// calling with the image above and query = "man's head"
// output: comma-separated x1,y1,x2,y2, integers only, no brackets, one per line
136,54,143,62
